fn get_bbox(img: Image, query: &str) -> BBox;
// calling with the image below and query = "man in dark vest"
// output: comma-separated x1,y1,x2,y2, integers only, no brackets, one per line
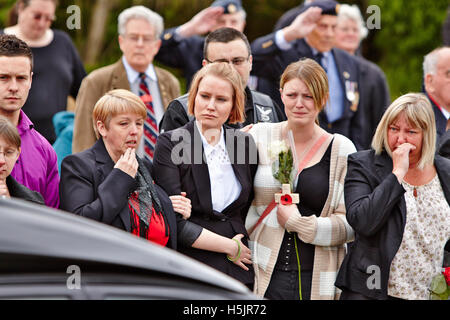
159,27,286,133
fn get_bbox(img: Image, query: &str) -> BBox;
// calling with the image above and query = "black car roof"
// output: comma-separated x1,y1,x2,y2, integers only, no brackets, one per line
0,197,249,294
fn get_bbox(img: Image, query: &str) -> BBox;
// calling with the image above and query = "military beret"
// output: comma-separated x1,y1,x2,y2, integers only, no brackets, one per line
210,0,243,14
300,0,340,16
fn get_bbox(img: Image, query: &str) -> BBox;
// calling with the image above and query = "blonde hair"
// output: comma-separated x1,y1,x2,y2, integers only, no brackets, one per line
92,89,147,138
188,62,245,124
371,93,436,169
0,115,21,149
280,58,329,113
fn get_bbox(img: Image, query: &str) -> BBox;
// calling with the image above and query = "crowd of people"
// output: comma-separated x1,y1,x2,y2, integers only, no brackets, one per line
0,0,449,300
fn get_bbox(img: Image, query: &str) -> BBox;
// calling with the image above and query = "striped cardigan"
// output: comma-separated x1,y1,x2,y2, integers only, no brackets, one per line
245,122,356,299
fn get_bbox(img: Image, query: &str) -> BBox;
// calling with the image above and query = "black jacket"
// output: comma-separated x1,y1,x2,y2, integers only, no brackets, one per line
153,120,257,285
7,175,44,205
335,150,450,299
59,138,178,249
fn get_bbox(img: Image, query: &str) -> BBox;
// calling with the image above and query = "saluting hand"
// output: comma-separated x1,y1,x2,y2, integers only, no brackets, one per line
283,7,323,42
114,148,139,178
179,7,224,37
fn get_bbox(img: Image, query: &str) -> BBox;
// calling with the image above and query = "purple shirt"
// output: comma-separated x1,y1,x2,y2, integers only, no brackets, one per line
11,110,60,208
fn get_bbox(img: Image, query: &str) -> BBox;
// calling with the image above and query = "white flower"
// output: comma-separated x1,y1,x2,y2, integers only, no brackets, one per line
268,140,289,161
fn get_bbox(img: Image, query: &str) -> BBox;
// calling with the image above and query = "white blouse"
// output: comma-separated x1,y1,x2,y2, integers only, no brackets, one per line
388,175,450,299
198,124,242,213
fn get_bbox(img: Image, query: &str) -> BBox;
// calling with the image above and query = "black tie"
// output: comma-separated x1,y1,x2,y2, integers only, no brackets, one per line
314,52,327,72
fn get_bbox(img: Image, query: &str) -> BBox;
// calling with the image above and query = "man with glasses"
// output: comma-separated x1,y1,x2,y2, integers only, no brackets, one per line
0,34,59,208
72,6,180,156
156,0,247,90
159,27,286,133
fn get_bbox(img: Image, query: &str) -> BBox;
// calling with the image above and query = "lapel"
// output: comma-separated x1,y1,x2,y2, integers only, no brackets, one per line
374,151,407,226
188,121,213,215
92,138,131,231
222,126,247,213
111,59,131,91
154,66,169,111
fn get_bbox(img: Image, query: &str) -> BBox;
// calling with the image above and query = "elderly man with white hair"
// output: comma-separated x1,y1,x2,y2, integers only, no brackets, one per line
334,4,391,149
72,6,180,159
423,47,450,143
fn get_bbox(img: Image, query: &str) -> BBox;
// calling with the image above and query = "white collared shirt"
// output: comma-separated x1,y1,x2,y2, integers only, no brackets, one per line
197,122,242,213
122,56,164,158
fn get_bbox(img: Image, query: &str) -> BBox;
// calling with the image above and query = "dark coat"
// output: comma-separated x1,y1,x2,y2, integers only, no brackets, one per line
438,130,450,159
250,35,364,150
426,92,448,142
7,175,45,205
355,56,390,149
59,138,178,249
335,150,450,299
156,27,204,90
152,120,257,285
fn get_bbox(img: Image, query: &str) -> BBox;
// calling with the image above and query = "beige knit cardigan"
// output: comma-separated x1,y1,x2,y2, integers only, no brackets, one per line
245,122,356,300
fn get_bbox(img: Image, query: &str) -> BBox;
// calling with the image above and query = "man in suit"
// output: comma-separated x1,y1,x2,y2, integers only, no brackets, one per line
0,34,59,208
72,6,180,156
334,4,390,149
251,0,364,150
159,27,286,133
156,0,246,90
423,46,450,144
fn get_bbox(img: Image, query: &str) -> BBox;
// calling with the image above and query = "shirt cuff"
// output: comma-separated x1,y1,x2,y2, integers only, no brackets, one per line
275,30,293,51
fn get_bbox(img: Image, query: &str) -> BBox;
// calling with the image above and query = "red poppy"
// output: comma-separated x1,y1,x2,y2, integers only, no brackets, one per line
280,194,292,205
443,267,450,286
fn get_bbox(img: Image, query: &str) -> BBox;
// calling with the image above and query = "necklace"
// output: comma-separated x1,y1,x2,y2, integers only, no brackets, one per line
413,187,418,198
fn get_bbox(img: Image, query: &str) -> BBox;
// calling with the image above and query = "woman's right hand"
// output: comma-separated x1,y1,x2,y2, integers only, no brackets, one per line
169,192,192,219
228,234,252,271
392,143,416,183
114,148,138,178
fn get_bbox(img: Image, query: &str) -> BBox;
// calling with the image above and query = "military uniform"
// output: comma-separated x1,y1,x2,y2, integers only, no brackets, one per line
251,34,365,150
156,28,204,90
355,55,391,149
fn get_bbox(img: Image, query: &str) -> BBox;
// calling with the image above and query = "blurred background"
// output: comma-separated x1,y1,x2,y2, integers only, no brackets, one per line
1,0,448,99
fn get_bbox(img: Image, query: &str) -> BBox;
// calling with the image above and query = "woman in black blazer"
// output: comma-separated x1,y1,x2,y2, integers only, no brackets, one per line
335,93,450,300
59,90,178,249
153,63,256,287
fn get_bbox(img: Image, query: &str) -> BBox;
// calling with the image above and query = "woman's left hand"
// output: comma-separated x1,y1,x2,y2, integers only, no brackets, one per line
276,203,298,228
169,192,191,219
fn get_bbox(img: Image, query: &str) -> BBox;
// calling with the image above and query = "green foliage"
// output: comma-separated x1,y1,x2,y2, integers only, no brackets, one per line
429,274,449,300
369,0,448,99
272,149,294,185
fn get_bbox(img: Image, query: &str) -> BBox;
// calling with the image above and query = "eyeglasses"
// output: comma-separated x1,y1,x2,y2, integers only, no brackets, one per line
32,13,55,23
0,149,18,160
205,56,249,66
124,34,155,44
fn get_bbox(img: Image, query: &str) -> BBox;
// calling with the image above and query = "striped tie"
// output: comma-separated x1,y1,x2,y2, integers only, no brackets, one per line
138,73,158,161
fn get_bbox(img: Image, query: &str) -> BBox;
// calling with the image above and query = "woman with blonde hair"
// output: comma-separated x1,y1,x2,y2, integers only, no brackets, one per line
335,93,450,300
60,89,177,248
246,58,356,300
153,62,255,287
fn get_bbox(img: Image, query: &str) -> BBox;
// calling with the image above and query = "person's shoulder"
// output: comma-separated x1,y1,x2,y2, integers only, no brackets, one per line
22,126,57,157
85,60,121,80
154,65,180,85
347,148,376,164
333,133,357,152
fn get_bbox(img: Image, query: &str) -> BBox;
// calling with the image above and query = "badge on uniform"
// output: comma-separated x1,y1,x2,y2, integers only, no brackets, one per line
255,105,274,122
345,80,359,112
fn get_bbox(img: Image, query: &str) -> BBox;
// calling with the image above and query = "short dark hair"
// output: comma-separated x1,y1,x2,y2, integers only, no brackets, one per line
203,27,251,60
0,34,33,71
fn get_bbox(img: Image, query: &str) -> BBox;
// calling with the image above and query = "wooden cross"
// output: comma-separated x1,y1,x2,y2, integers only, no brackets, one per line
275,184,299,204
